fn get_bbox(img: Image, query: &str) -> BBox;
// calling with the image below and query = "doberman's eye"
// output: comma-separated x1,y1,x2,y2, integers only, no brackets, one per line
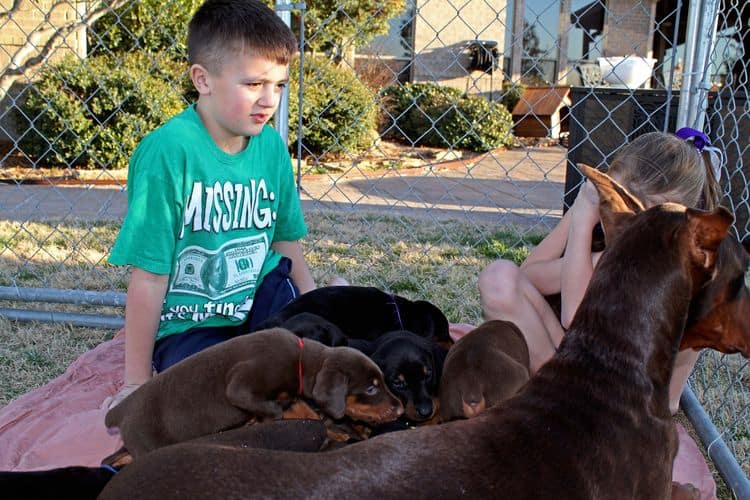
424,368,432,378
365,385,379,396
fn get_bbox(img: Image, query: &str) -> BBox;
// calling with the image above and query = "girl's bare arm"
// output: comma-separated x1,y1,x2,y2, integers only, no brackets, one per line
520,208,572,295
560,181,600,328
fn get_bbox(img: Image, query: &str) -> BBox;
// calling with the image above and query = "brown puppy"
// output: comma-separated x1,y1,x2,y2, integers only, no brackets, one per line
99,167,750,500
439,320,530,421
105,328,402,457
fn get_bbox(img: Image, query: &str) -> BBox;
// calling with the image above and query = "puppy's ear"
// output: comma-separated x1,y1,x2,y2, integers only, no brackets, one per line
413,301,451,344
687,207,733,270
312,359,348,419
578,163,644,240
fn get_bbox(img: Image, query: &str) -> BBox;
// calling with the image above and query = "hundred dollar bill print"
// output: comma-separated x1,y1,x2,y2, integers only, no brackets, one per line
169,234,269,300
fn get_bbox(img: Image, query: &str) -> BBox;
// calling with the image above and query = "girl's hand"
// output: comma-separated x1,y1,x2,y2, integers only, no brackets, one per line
570,180,600,228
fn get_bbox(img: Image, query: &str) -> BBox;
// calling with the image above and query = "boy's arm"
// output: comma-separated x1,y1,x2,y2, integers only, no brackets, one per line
107,268,168,409
271,240,316,294
124,268,169,385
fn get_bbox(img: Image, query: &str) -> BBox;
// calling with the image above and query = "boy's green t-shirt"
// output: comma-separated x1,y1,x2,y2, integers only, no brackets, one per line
109,105,307,340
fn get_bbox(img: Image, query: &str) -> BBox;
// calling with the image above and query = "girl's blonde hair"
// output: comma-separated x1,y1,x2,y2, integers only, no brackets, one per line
607,131,721,210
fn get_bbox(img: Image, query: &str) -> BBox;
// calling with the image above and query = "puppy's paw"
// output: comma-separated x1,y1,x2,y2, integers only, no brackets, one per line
326,429,351,442
101,446,133,468
670,481,701,500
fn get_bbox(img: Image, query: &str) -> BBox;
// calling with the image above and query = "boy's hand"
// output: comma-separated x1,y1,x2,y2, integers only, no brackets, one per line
103,382,142,410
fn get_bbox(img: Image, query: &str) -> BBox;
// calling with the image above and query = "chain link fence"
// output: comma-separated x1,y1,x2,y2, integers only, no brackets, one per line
0,0,749,493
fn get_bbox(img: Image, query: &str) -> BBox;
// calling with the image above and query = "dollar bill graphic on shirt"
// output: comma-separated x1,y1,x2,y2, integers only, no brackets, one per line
169,234,268,299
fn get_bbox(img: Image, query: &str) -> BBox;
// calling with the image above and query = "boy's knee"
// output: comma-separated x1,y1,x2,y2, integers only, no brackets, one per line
479,259,522,314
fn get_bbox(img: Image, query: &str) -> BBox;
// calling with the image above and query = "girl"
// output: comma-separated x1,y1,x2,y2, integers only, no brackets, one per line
478,129,722,415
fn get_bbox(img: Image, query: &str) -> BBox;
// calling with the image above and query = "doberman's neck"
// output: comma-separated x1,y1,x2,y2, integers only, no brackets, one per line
545,224,695,417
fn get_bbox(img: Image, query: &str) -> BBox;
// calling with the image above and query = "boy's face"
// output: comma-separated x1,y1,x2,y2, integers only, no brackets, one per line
193,51,289,152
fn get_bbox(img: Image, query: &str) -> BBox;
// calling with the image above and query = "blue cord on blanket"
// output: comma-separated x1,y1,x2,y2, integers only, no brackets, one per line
100,464,119,474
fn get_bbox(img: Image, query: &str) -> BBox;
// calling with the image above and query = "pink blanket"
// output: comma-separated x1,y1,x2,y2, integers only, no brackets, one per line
673,422,718,499
0,330,125,471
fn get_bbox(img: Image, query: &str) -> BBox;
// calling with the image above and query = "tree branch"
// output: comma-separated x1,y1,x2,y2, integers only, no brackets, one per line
1,0,131,100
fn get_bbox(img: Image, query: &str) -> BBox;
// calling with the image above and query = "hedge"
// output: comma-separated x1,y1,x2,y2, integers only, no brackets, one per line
20,52,187,169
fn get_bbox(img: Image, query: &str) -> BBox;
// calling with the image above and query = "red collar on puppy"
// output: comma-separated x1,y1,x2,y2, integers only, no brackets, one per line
297,337,304,395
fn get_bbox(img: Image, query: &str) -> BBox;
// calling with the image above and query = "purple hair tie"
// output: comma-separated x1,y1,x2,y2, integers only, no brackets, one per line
675,127,709,151
675,127,724,181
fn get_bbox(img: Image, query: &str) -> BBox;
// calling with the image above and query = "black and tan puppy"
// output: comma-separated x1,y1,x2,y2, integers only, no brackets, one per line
350,330,447,423
439,320,530,421
277,312,349,347
257,286,451,346
105,328,402,457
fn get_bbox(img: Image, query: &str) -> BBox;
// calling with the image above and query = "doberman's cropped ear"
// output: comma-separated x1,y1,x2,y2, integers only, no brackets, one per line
578,163,645,240
312,359,348,419
687,207,734,270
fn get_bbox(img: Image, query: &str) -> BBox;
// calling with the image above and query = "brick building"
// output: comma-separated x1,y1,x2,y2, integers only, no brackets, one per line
361,0,685,89
0,0,87,77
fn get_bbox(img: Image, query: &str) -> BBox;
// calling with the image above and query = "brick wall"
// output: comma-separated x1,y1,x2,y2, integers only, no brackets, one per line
412,0,507,98
602,0,656,58
0,1,87,145
0,0,87,79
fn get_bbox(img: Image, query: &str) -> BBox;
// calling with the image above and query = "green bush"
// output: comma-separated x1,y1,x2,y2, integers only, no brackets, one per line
430,97,515,151
89,0,202,58
381,82,462,141
20,52,186,169
288,57,377,157
381,82,514,151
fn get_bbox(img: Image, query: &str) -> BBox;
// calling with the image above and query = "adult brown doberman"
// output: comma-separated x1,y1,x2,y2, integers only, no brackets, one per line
100,167,750,500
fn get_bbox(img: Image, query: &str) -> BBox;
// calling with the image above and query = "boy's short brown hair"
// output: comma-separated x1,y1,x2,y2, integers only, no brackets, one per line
187,0,298,72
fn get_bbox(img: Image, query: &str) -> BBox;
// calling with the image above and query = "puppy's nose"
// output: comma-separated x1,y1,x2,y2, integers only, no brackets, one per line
462,398,486,418
416,403,434,419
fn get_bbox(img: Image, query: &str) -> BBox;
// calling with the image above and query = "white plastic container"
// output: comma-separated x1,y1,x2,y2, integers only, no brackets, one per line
598,56,657,89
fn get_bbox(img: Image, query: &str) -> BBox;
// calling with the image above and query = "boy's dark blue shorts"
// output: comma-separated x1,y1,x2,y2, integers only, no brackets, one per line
152,257,299,372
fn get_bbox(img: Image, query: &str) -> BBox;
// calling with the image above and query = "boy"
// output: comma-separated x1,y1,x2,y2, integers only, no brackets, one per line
108,0,315,406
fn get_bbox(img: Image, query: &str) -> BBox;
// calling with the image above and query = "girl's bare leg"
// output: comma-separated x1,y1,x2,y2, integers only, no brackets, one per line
670,349,700,414
479,260,564,373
